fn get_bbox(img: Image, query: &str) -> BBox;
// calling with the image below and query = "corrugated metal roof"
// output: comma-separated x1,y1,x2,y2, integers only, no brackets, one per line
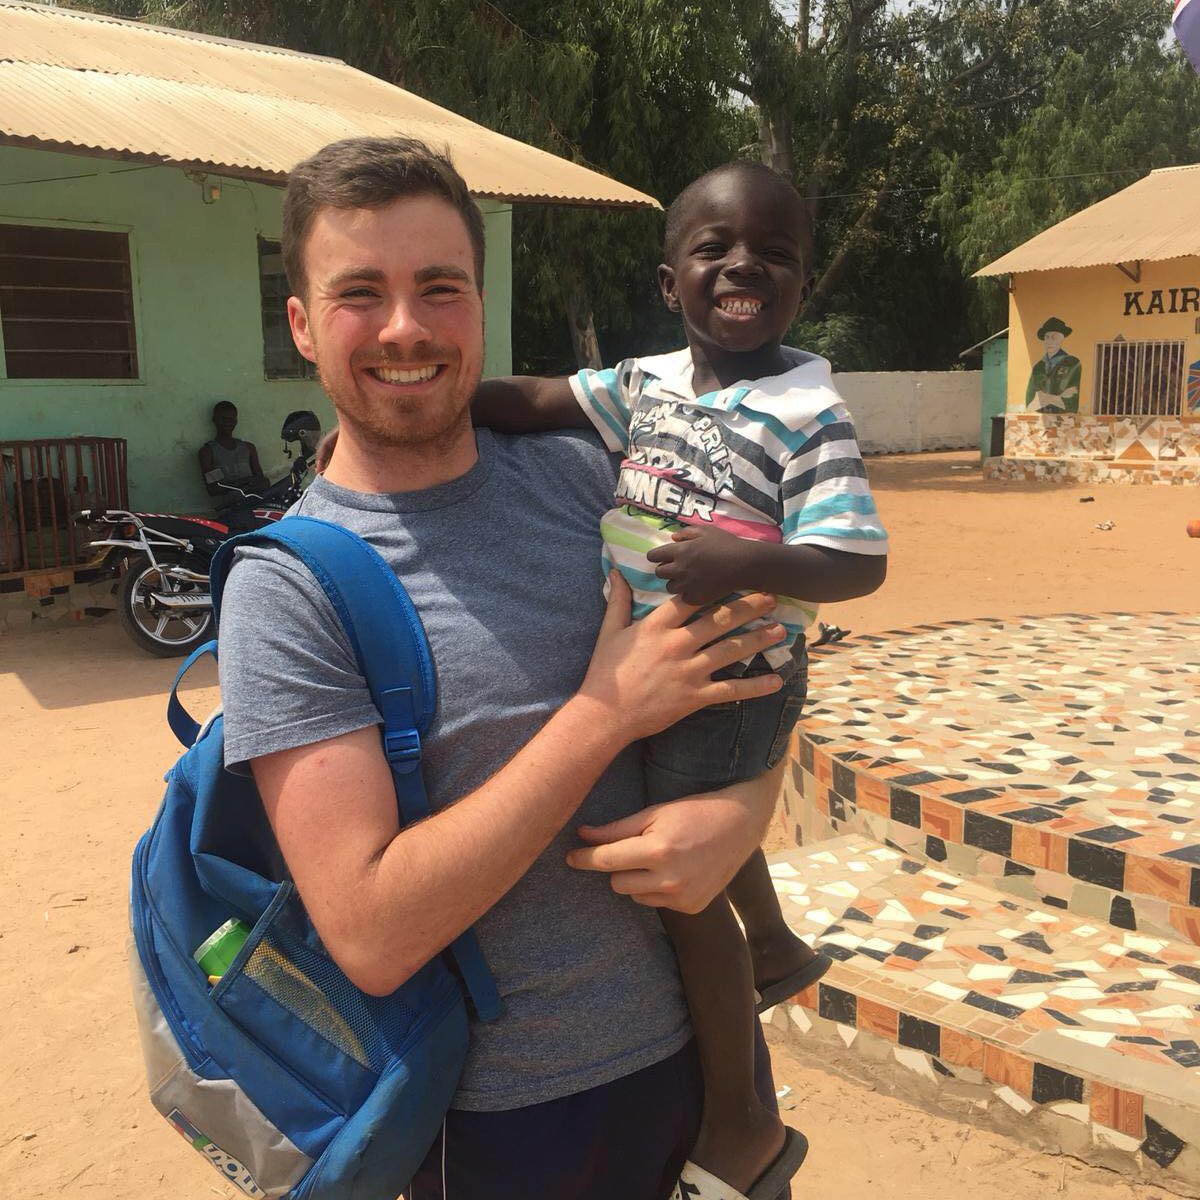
0,0,658,208
975,165,1200,276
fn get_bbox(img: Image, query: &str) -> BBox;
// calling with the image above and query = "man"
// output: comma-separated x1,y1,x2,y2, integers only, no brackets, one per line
218,136,790,1199
1025,316,1081,412
198,400,269,510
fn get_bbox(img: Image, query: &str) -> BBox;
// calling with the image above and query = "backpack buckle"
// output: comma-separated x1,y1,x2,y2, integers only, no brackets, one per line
384,727,421,771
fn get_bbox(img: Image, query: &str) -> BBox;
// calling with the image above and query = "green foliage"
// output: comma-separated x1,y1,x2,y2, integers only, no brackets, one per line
933,39,1200,334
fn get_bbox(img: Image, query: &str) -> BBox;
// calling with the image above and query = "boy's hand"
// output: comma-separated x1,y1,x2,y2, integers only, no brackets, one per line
645,526,752,606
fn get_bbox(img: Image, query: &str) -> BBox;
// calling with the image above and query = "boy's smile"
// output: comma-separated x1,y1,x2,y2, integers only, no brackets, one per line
658,169,810,393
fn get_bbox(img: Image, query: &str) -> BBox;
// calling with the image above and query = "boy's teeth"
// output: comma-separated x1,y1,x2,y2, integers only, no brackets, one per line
719,299,762,315
374,365,439,383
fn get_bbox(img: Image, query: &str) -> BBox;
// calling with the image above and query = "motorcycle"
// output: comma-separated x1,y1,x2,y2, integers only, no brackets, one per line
77,411,321,657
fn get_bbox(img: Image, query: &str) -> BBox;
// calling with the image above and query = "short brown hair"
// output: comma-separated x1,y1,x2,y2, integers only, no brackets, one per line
281,136,486,299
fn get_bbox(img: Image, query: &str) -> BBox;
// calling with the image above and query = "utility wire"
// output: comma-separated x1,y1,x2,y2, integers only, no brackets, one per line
0,163,165,188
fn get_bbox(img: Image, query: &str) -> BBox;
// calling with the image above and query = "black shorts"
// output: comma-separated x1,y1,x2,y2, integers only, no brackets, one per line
406,1026,788,1200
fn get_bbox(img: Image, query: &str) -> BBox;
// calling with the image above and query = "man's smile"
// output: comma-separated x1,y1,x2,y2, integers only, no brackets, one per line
363,363,447,386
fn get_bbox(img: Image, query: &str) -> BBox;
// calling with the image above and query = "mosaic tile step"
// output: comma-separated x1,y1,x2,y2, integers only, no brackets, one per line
767,835,1200,1189
984,456,1200,485
785,613,1200,945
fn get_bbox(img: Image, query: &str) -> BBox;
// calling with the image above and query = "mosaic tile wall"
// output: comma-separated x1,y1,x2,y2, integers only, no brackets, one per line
1004,413,1200,462
766,842,1200,1191
784,614,1200,948
988,413,1200,484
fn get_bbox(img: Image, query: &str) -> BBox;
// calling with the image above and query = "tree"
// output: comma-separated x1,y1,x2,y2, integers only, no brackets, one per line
726,0,1179,365
933,41,1200,333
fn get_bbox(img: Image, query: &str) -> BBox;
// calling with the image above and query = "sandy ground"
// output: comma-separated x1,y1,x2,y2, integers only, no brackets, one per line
2,451,1197,1200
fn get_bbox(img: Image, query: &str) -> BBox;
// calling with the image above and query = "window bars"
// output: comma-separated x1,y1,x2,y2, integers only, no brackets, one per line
0,224,138,380
258,238,315,381
1093,339,1185,417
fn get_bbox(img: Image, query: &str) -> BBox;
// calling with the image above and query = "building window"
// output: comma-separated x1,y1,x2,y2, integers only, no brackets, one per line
1093,339,1185,417
258,238,314,380
0,223,138,380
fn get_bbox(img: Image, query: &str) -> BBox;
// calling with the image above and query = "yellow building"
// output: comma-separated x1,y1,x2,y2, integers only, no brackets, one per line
977,165,1200,483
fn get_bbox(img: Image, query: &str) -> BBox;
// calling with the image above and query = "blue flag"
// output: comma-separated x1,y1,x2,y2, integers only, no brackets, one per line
1175,0,1200,72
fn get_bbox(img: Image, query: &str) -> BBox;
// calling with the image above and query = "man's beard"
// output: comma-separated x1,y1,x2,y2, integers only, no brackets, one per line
316,350,476,453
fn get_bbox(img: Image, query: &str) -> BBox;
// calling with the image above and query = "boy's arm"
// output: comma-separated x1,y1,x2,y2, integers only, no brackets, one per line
471,376,592,432
647,528,886,607
649,399,888,606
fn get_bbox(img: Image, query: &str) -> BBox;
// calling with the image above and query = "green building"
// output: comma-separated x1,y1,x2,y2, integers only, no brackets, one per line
0,0,653,581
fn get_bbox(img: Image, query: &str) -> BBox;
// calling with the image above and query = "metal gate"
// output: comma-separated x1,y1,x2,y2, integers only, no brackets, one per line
0,437,128,575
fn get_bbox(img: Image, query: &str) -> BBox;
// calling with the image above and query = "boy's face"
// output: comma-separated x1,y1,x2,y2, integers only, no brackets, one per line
658,173,809,360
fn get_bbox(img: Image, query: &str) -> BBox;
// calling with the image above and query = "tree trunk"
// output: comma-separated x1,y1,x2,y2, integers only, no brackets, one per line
796,0,809,51
562,261,601,369
757,103,817,277
756,105,793,177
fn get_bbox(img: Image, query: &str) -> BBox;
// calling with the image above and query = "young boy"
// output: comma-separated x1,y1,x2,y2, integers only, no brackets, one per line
470,162,888,1200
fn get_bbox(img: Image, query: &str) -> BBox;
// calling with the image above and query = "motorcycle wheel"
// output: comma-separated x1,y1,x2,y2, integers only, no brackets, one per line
117,553,213,657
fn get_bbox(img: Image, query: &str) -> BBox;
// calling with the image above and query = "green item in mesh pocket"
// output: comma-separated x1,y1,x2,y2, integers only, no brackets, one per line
193,918,251,978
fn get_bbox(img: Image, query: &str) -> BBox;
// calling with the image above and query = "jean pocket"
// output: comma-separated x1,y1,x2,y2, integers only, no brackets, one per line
765,689,807,769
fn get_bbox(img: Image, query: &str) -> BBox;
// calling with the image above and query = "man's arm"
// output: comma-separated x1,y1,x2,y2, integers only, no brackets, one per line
567,762,784,912
251,580,786,996
470,376,591,433
198,443,223,497
646,527,887,607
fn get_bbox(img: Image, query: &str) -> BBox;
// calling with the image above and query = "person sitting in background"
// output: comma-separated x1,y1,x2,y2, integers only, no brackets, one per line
198,400,269,511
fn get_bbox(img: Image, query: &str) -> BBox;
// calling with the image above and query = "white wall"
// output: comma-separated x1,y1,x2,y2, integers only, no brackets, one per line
833,371,982,454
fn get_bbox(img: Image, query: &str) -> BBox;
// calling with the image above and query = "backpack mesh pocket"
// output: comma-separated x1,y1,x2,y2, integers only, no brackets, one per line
247,924,424,1075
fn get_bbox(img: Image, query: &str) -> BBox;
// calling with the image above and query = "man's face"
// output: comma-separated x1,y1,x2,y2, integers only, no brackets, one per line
658,173,809,358
287,195,484,451
1043,331,1065,355
213,405,238,437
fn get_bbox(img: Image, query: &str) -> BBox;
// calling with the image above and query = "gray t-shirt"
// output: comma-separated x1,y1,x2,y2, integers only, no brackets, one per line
217,428,689,1111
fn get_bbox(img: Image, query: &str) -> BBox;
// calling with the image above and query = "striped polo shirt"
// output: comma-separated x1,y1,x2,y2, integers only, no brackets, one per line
570,346,887,668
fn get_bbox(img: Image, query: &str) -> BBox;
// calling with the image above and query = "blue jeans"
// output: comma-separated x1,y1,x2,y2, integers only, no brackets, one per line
643,652,808,805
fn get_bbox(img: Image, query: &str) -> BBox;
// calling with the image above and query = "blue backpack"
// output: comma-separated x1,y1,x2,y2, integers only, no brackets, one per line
128,516,501,1198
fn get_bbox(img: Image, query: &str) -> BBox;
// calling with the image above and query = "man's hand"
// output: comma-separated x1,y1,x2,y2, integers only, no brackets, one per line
645,526,751,606
565,764,783,912
575,573,784,747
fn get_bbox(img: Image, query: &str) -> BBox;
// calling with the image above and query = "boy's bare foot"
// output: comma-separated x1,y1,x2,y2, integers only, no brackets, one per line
748,925,820,995
689,1103,786,1195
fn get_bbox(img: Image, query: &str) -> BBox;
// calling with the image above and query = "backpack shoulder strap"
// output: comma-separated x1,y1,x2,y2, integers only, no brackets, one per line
208,515,501,1021
212,516,436,783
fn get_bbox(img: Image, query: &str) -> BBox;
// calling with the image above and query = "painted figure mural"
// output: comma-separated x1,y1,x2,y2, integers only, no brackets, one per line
1025,317,1081,412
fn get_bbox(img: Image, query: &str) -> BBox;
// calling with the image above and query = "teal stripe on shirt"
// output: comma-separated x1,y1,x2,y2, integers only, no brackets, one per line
733,404,820,455
784,521,889,542
791,493,879,523
577,371,629,449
